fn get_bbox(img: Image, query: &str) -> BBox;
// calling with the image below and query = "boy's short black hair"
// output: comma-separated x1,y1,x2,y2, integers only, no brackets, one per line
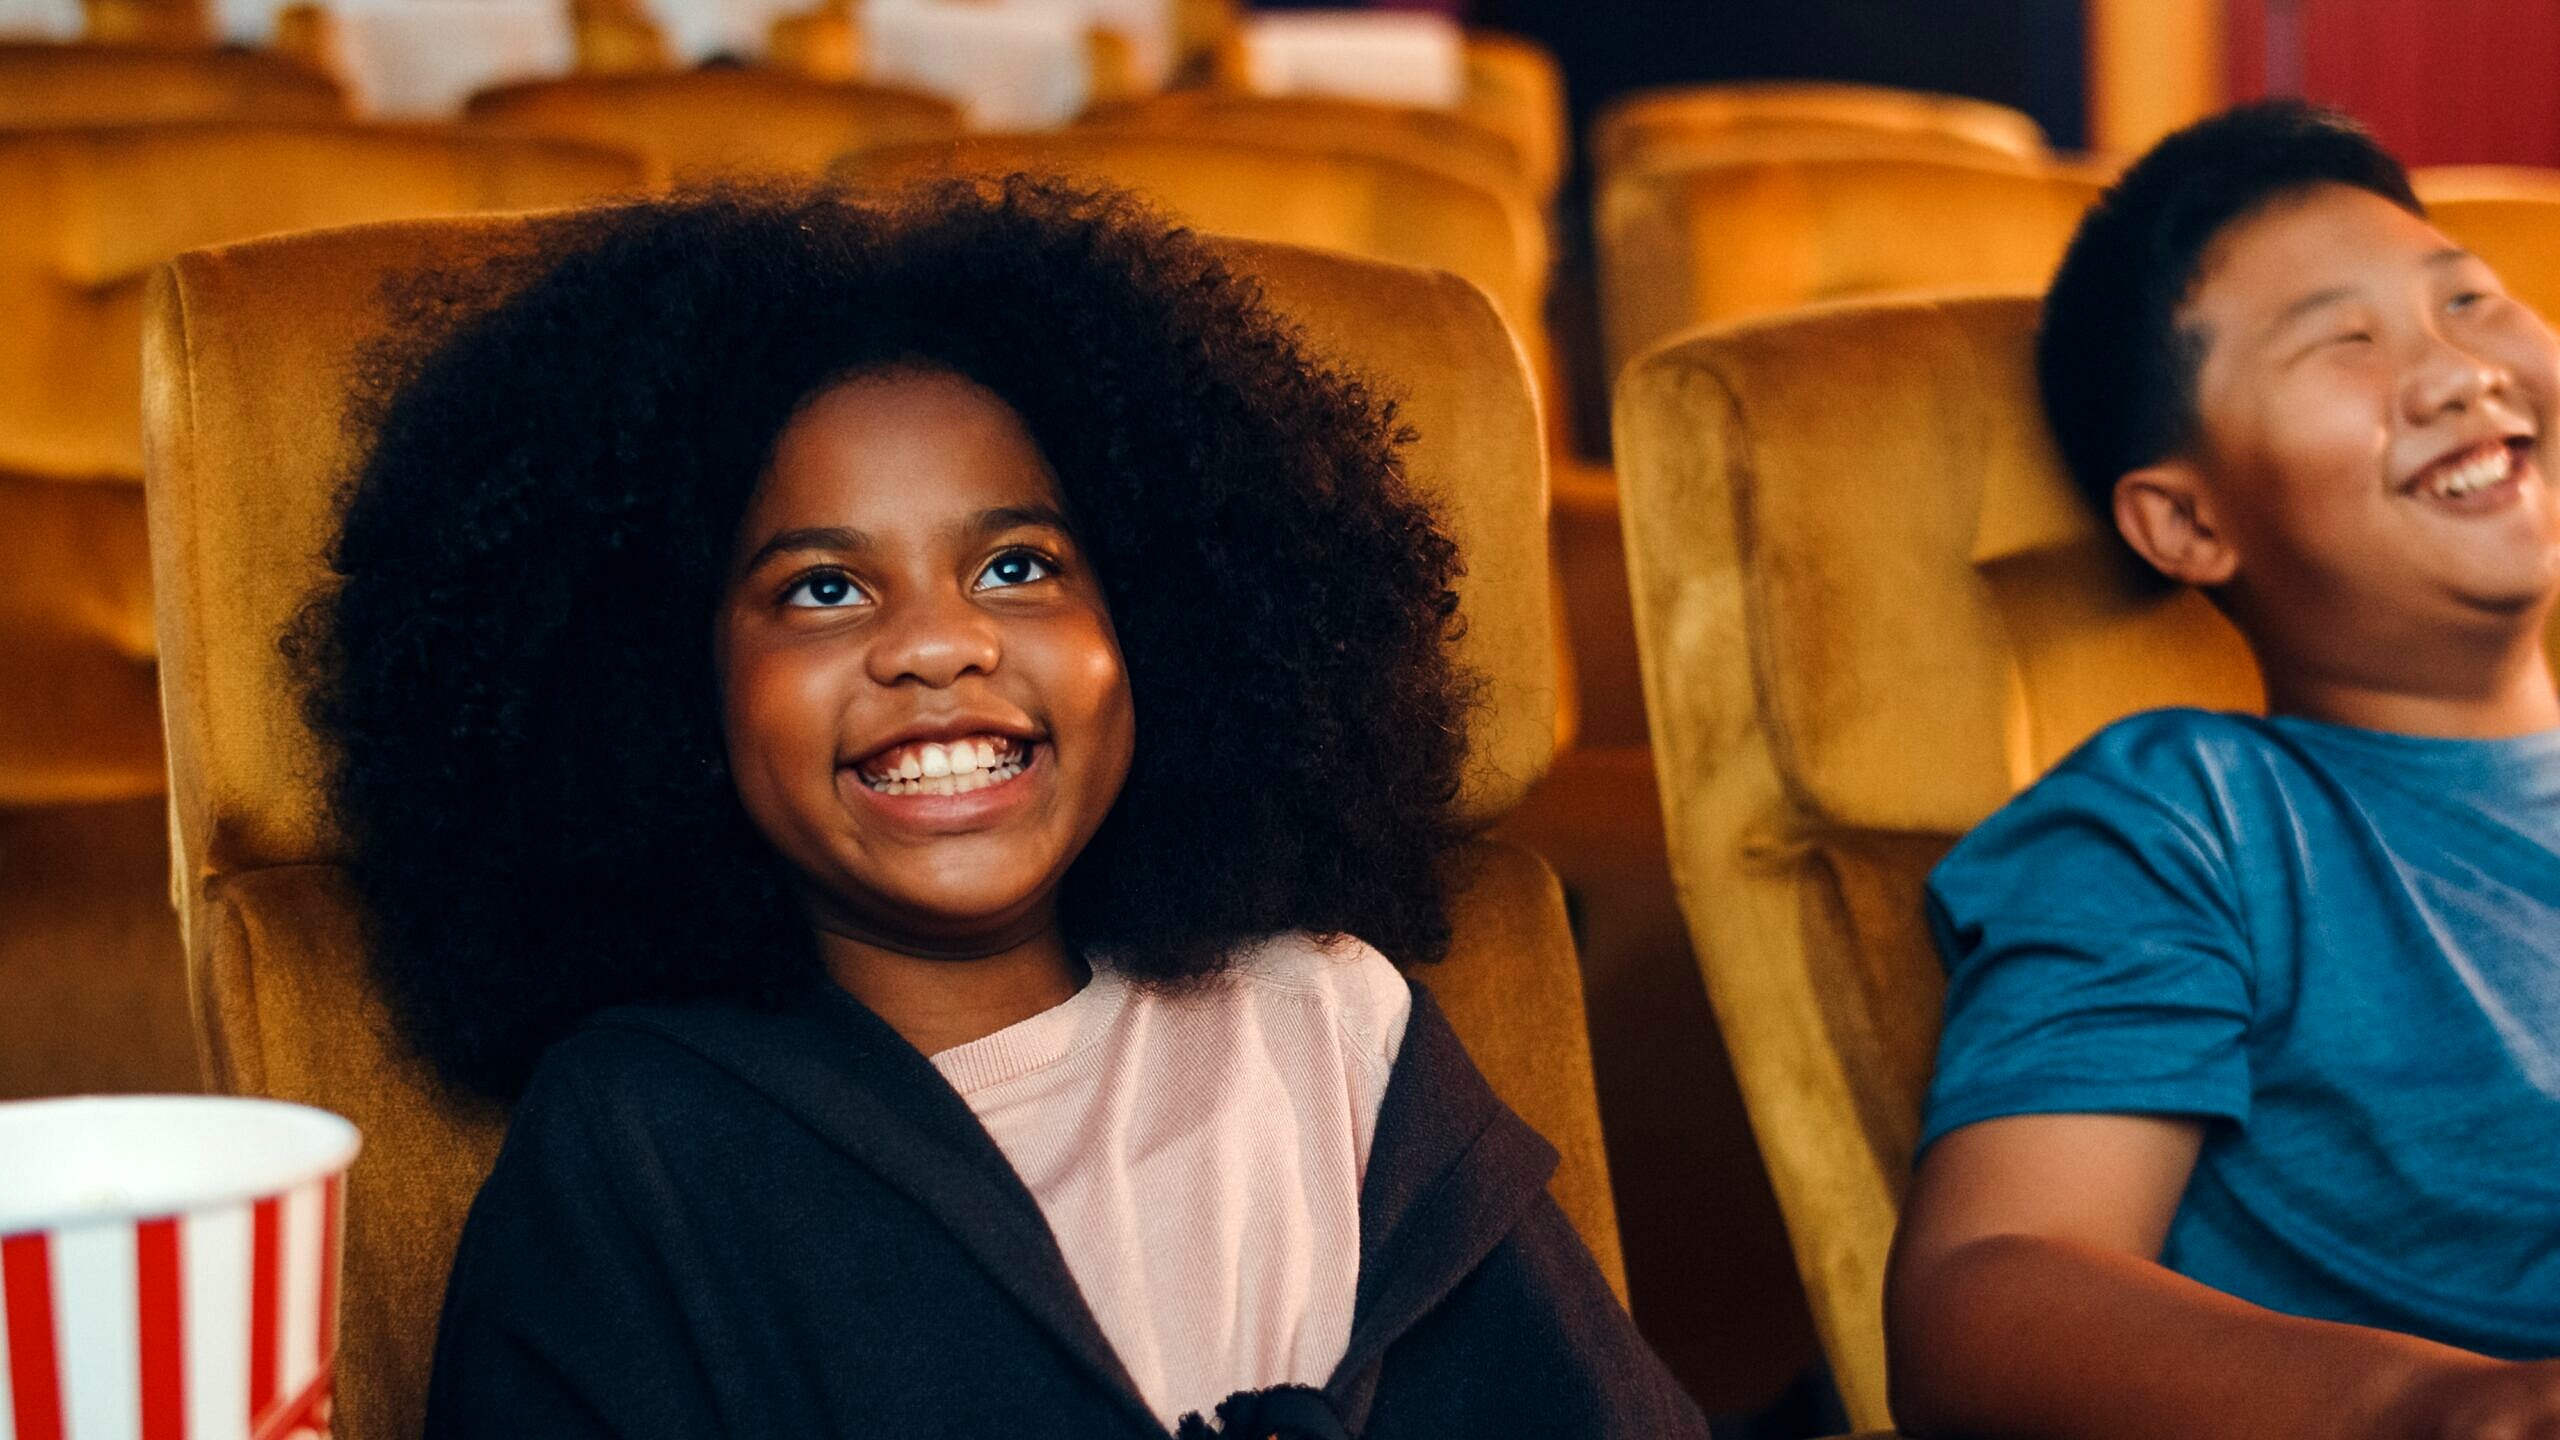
294,180,1479,1099
2037,100,2422,568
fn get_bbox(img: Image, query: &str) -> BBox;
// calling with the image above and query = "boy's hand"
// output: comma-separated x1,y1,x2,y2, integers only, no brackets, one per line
2378,1357,2560,1440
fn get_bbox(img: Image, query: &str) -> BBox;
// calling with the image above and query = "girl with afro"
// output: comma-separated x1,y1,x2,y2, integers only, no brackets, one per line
300,179,1709,1439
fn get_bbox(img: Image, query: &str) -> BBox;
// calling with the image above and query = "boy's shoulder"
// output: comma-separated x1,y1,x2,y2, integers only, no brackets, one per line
1989,706,2318,839
1933,708,2305,903
2049,706,2295,792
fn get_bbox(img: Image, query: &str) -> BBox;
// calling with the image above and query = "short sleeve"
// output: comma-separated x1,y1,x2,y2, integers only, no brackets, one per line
1919,760,2258,1151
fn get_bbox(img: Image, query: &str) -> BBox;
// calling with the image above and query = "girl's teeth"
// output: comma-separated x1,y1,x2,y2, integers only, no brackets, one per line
860,747,1028,796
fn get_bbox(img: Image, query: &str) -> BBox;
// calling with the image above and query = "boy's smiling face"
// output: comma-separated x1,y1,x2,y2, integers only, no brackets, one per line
715,369,1135,958
2123,182,2560,654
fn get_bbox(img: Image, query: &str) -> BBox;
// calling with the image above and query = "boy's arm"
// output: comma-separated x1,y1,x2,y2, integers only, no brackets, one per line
1886,1112,2560,1440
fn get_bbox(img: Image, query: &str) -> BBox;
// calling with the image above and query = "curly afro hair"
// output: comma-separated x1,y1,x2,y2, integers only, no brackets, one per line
295,179,1478,1100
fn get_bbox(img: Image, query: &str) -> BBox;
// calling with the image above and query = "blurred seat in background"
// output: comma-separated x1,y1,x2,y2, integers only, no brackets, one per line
1596,150,2103,387
567,0,670,73
1456,30,1567,205
1566,146,2098,755
467,68,961,182
2417,165,2560,325
1203,15,1566,206
147,217,1597,1440
1079,90,1536,207
1592,80,2048,185
0,122,643,1099
77,0,208,44
1613,290,2560,1429
0,40,347,125
838,130,1550,398
764,2,1147,126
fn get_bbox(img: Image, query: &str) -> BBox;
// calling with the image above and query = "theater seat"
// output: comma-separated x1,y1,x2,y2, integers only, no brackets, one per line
467,69,962,183
1078,91,1535,207
839,132,1548,359
146,216,1601,1440
0,41,347,126
0,124,642,1101
2418,165,2560,328
1595,152,2103,387
0,122,644,807
1458,31,1567,204
1592,81,2049,184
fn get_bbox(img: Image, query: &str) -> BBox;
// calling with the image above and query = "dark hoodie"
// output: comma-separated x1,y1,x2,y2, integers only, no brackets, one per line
423,978,1712,1439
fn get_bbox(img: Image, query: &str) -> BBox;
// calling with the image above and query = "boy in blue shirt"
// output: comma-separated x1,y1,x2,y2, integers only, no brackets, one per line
1887,102,2560,1440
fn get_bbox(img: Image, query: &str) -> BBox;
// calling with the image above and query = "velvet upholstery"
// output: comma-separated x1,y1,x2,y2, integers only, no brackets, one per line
1456,31,1566,204
1595,152,2102,386
146,218,1605,1440
465,69,962,183
1079,91,1534,205
0,798,194,1099
837,132,1549,367
0,123,643,808
2417,165,2560,329
0,42,345,126
1590,81,2048,182
1613,293,2560,1429
81,0,211,46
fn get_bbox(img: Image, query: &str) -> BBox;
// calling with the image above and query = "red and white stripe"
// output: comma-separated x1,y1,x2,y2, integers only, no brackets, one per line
1,1174,342,1440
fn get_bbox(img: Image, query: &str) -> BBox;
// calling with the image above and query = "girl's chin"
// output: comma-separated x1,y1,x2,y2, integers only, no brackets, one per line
801,889,1062,962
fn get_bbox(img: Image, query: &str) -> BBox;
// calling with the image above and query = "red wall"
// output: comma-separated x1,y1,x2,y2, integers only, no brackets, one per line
2228,0,2560,166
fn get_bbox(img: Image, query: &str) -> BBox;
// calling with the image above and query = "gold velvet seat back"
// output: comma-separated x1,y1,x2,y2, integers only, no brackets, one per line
0,42,347,126
1595,153,2102,386
466,69,964,184
1456,31,1566,203
1616,291,2560,1428
0,123,644,805
1613,295,2255,1429
1079,91,1534,206
838,133,1549,366
1592,81,2049,182
2417,165,2560,329
147,217,1602,1440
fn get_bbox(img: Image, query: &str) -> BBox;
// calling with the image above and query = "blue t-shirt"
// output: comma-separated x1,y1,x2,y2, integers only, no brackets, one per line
1922,707,2560,1358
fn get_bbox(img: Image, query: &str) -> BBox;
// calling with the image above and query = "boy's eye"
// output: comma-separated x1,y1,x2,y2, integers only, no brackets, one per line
2327,330,2374,348
783,571,867,608
2448,290,2488,314
974,551,1056,591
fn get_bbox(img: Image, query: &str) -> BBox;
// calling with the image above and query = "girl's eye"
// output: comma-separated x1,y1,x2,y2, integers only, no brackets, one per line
974,551,1056,592
2449,291,2488,314
783,571,867,609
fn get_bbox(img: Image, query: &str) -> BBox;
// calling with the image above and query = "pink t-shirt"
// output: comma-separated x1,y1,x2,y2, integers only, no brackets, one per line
929,934,1411,1427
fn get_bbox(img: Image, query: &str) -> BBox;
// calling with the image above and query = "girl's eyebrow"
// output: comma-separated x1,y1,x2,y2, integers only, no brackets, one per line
741,525,869,573
967,503,1075,538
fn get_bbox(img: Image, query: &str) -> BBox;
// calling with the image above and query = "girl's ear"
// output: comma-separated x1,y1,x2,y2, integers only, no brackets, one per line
2114,458,2240,587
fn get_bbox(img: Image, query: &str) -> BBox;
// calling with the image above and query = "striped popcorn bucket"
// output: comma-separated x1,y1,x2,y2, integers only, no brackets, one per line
0,1097,359,1440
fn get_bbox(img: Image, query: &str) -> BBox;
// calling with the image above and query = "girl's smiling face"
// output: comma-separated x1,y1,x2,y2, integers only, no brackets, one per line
716,369,1136,959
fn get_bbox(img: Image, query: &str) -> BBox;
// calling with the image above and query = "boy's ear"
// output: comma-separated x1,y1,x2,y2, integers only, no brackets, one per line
2113,459,2239,587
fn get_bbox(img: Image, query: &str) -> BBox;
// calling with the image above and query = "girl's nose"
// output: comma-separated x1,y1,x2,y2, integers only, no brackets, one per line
865,590,1002,688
